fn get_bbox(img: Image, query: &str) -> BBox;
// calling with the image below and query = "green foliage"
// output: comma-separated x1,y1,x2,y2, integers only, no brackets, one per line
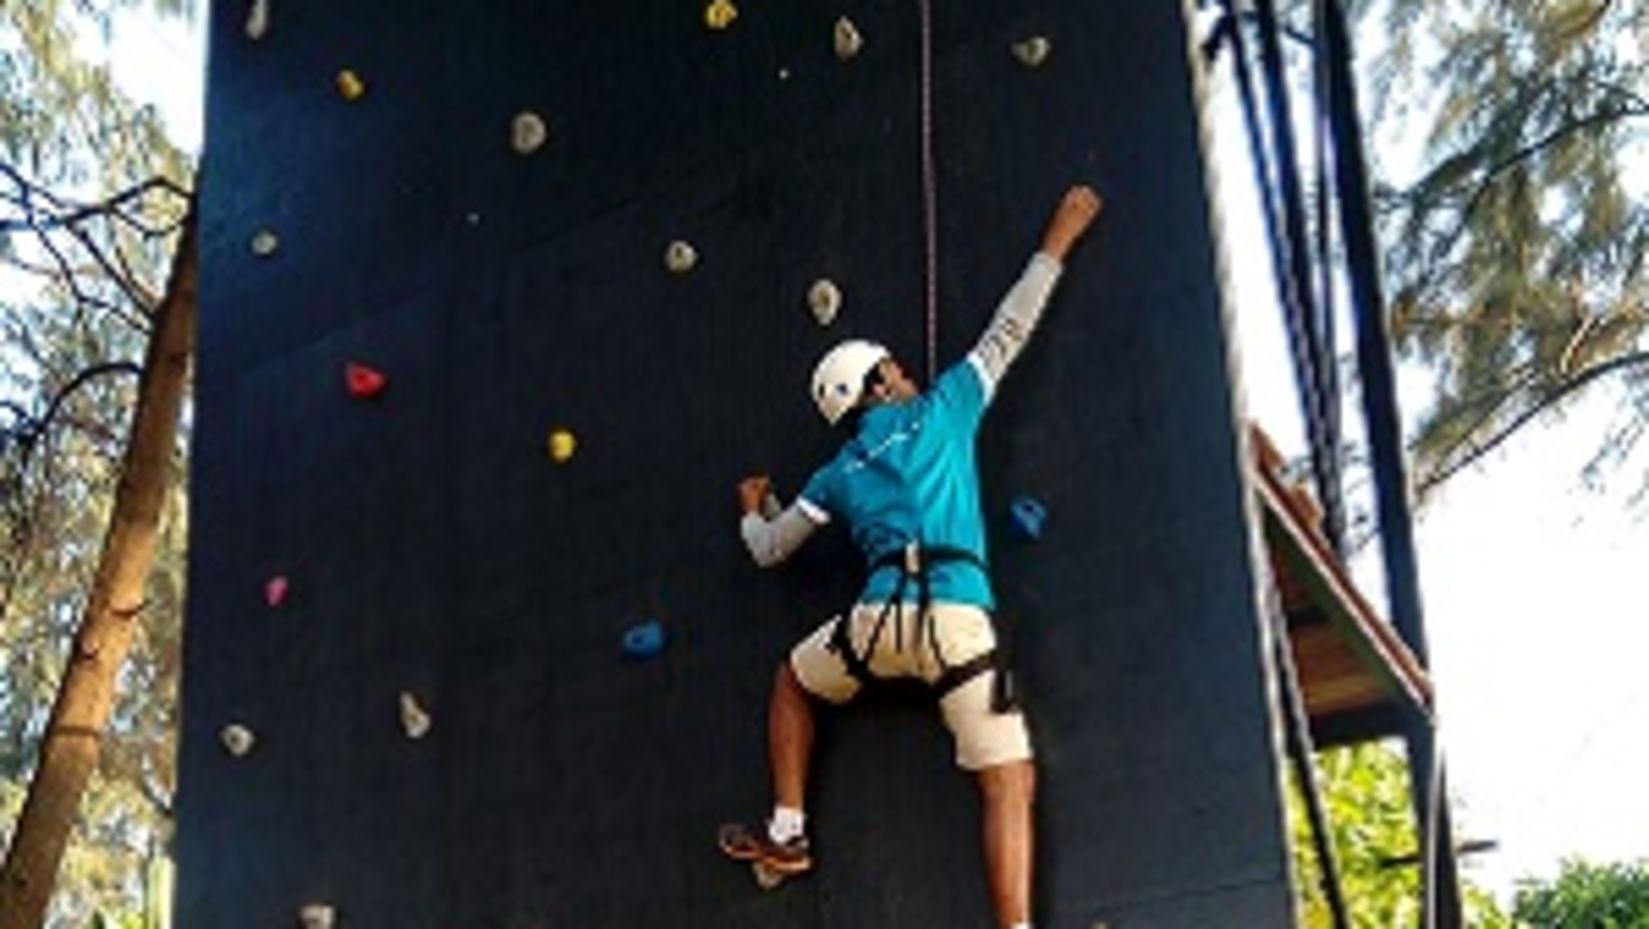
1358,0,1649,495
1287,742,1510,928
1514,859,1649,928
2,1,193,927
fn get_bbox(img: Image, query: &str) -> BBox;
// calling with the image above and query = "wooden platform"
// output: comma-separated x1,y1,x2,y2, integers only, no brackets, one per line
1249,426,1432,748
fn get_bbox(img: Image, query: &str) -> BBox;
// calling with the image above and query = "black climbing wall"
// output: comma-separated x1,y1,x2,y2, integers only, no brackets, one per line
178,2,1297,927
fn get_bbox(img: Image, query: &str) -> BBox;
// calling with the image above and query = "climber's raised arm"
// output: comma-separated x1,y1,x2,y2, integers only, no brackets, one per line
968,186,1102,393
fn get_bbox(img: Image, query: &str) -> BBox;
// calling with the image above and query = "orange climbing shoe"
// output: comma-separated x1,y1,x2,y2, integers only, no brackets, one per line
717,822,813,875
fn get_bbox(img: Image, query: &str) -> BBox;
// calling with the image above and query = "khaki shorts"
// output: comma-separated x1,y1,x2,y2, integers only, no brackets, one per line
789,601,1033,771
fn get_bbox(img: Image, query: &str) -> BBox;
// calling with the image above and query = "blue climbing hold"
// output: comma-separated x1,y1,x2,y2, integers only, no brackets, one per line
1009,495,1047,541
622,620,667,659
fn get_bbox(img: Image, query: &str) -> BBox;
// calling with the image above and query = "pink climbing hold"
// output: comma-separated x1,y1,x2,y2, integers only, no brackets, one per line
264,575,289,607
344,362,387,399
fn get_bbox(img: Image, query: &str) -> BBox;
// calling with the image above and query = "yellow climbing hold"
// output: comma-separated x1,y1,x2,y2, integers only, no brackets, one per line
704,0,738,31
548,428,577,463
335,69,366,101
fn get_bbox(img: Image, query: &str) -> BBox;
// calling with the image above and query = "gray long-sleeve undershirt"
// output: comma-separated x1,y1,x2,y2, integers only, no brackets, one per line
966,251,1063,396
740,250,1065,568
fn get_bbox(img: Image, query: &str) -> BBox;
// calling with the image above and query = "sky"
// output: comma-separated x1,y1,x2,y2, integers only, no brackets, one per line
73,0,1649,909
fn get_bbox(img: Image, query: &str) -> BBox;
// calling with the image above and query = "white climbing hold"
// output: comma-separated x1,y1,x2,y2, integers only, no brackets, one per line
245,0,270,40
251,230,279,257
833,17,863,60
298,903,336,929
778,67,791,81
1012,36,1052,68
807,279,842,327
465,211,483,226
398,692,432,740
220,724,255,758
511,111,548,155
664,240,698,274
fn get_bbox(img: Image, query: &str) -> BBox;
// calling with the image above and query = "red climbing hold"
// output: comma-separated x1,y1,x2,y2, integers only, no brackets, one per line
264,575,290,607
344,362,387,399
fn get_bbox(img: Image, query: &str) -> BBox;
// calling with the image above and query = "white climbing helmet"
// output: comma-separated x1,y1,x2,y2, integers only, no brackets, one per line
811,339,890,425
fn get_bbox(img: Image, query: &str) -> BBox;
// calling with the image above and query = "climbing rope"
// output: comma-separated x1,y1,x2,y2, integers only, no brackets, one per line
918,0,939,382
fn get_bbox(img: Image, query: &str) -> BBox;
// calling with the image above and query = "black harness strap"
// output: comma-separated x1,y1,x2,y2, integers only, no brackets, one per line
827,542,1017,712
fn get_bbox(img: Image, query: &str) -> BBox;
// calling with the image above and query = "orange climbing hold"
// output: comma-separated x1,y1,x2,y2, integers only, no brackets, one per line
344,362,387,399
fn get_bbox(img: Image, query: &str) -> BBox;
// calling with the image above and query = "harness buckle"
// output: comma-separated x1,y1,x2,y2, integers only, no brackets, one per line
903,541,921,575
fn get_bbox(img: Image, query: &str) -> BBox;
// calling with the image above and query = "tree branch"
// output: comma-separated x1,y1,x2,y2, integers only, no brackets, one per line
60,221,158,314
0,363,144,465
1416,349,1649,494
1424,102,1649,268
0,173,187,236
1556,0,1617,42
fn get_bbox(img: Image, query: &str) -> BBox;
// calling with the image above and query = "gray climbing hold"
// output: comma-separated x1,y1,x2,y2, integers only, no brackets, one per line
1012,36,1051,68
665,240,699,274
220,723,255,757
251,230,279,257
833,16,863,60
298,903,336,929
398,691,432,740
808,279,842,327
245,0,270,40
511,111,548,155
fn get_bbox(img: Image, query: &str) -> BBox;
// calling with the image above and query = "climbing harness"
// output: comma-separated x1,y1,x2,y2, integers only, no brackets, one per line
827,541,1017,713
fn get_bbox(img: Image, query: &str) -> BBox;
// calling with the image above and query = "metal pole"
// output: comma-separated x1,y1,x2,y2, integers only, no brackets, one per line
1315,2,1462,926
1270,608,1353,929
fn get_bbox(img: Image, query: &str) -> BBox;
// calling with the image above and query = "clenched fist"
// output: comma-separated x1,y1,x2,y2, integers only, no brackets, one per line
1041,185,1103,262
738,475,772,515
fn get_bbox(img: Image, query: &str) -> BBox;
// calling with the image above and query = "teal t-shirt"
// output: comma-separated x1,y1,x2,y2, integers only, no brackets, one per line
798,358,995,609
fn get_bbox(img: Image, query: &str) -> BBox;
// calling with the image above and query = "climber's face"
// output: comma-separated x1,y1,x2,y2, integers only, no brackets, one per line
869,357,919,404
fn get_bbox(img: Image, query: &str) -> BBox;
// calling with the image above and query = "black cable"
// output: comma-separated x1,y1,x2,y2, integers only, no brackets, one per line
1249,0,1349,556
1213,0,1350,555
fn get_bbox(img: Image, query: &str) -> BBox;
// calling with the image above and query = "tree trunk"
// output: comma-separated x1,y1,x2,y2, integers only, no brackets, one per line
0,207,197,929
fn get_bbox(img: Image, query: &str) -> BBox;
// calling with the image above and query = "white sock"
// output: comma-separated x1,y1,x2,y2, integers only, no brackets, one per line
768,805,806,843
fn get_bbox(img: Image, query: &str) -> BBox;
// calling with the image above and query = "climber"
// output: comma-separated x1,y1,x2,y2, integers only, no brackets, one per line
718,185,1102,929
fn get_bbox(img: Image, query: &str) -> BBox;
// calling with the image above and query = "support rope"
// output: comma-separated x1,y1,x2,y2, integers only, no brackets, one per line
918,0,939,382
